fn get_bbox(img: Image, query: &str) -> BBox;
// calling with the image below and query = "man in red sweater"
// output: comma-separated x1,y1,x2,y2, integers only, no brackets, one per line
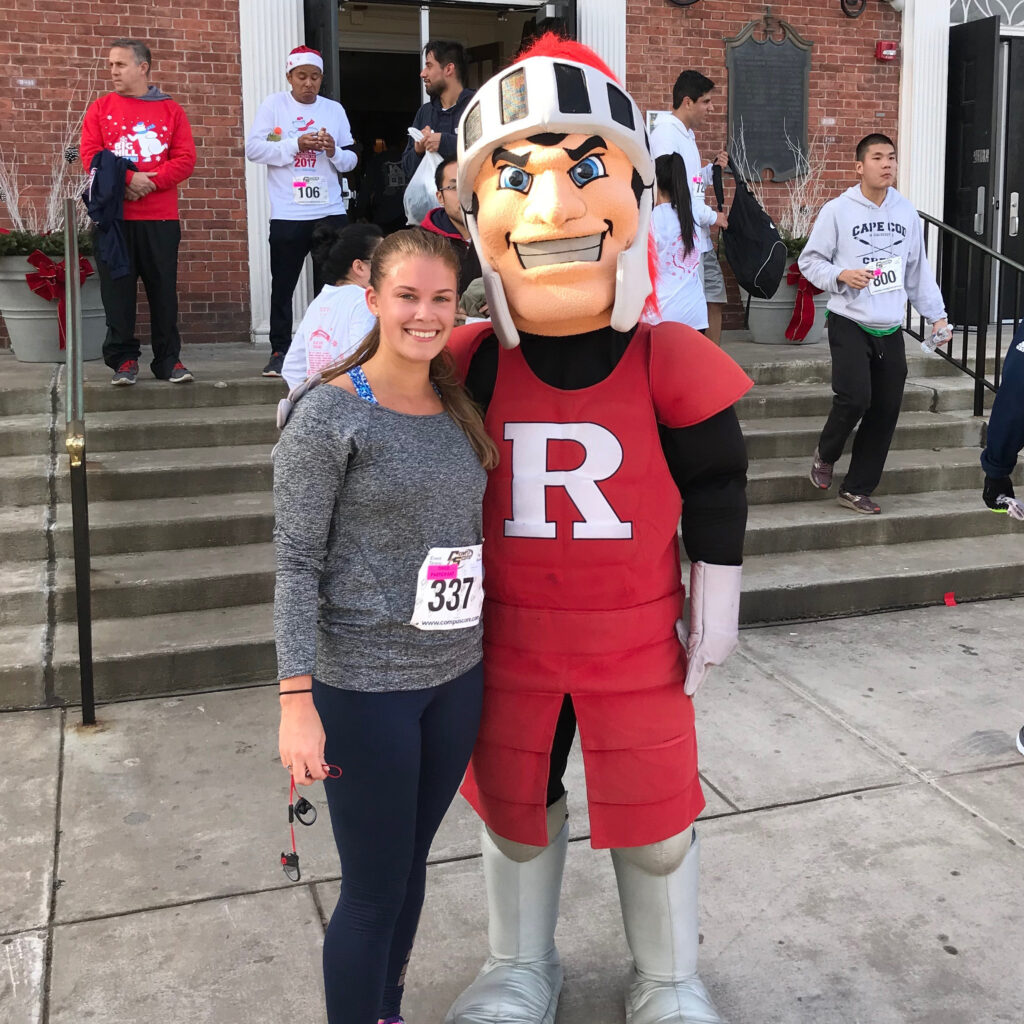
81,38,197,385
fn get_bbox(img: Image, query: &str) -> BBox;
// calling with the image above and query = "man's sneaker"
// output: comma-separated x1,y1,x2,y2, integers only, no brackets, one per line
262,352,285,377
168,362,194,383
983,474,1015,510
838,491,881,514
1017,726,1024,757
809,448,834,490
110,359,138,386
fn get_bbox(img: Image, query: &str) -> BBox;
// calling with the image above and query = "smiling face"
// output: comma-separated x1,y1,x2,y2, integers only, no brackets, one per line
472,132,640,335
366,254,458,365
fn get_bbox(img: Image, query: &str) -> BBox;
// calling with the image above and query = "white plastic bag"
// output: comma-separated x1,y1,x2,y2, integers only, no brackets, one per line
403,127,443,226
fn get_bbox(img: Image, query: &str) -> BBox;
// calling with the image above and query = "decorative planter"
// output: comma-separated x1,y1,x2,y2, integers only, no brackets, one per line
0,255,105,362
743,280,829,345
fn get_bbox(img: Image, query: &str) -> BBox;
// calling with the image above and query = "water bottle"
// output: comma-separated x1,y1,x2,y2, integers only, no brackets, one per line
921,325,953,354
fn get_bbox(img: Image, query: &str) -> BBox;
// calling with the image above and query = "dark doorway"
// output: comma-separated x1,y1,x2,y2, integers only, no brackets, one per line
339,49,421,157
944,16,1000,325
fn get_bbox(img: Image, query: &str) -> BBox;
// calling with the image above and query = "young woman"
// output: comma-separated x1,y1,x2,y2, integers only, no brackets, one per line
274,227,499,1024
642,152,709,332
281,223,383,389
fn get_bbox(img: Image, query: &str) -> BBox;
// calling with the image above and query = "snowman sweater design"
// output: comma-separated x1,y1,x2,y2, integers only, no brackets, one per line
81,91,196,221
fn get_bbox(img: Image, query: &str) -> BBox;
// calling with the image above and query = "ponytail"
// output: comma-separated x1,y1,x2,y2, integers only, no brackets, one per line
655,153,696,258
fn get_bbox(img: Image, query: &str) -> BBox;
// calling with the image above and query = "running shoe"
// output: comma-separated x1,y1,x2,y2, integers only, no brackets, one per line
110,359,138,386
809,448,834,490
168,362,194,383
837,491,881,514
1017,725,1024,757
983,475,1015,511
262,351,285,377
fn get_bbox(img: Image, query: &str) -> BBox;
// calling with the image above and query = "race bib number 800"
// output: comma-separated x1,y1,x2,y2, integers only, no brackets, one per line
409,545,484,631
867,256,903,295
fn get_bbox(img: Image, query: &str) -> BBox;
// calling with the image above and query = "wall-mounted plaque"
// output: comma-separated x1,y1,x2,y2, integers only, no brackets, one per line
725,18,812,182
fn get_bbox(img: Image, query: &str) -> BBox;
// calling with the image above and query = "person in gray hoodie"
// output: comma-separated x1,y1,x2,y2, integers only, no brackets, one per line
799,133,949,514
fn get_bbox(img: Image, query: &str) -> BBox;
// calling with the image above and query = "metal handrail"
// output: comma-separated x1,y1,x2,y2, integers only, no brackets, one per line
904,212,1023,415
63,196,95,726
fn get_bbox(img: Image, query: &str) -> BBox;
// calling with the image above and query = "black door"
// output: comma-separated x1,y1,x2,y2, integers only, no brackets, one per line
944,16,1000,324
304,0,340,102
999,38,1024,320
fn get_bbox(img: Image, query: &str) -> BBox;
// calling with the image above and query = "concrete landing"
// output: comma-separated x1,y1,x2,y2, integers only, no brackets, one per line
1,599,1022,1024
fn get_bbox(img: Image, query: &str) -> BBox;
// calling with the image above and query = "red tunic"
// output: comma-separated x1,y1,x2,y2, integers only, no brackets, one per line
451,322,752,848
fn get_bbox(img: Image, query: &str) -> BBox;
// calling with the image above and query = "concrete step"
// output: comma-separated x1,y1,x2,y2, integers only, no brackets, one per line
0,405,279,457
0,504,48,561
0,453,51,507
743,410,984,461
735,376,990,421
50,543,274,622
745,488,1024,557
740,533,1024,624
54,444,274,503
0,561,47,628
52,491,273,557
0,623,45,708
747,446,993,505
74,375,284,414
50,602,275,703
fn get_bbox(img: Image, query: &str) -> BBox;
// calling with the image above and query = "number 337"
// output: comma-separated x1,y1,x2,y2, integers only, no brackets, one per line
427,577,475,612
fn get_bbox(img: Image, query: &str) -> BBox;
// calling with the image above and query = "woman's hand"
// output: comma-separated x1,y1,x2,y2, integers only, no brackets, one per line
279,678,327,785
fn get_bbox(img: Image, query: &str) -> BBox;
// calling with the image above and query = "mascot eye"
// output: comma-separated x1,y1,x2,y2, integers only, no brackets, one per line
498,165,532,193
569,155,607,187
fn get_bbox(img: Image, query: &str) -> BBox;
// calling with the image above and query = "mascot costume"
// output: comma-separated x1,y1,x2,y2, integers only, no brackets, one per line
446,35,752,1024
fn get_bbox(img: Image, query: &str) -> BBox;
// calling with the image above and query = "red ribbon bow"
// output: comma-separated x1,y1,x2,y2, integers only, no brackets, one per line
784,261,823,343
24,250,94,351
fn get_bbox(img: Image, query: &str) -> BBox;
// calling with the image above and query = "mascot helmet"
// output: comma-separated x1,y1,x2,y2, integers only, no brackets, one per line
456,36,655,349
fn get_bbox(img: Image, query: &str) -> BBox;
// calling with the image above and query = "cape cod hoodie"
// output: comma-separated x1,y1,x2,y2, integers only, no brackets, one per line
798,185,946,330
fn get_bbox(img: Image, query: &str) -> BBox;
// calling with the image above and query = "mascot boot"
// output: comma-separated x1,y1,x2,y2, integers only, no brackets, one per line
446,818,568,1024
611,831,723,1024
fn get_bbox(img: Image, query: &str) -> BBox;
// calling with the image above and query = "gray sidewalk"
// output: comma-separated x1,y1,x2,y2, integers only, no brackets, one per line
2,599,1023,1024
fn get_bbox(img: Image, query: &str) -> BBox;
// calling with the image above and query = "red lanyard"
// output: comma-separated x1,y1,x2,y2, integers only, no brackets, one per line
281,765,342,881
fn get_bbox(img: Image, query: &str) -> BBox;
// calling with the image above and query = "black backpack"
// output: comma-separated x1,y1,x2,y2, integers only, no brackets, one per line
712,159,787,301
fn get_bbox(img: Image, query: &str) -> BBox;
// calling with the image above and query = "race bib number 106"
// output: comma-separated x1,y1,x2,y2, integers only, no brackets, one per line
292,174,327,205
409,545,484,631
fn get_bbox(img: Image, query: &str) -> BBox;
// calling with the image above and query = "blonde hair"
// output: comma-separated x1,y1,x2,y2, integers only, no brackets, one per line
322,228,499,470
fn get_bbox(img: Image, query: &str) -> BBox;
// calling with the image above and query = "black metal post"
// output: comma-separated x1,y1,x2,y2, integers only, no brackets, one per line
975,247,992,418
63,197,95,726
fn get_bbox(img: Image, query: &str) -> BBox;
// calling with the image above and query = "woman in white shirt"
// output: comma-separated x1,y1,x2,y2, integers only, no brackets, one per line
642,153,709,333
282,224,382,389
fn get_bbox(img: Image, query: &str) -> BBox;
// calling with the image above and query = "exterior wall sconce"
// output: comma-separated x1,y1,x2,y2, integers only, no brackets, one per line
667,0,703,7
841,0,867,15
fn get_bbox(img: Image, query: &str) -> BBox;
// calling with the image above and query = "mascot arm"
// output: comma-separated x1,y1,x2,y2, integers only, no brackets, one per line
659,408,747,697
449,324,499,411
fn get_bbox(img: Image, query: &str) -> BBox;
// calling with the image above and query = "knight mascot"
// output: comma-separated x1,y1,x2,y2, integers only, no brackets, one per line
445,34,752,1024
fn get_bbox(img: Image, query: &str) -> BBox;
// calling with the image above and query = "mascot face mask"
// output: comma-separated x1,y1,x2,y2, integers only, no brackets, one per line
457,46,655,348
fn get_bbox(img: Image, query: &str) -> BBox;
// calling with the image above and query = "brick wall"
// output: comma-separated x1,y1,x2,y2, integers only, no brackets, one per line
0,0,250,348
625,0,903,328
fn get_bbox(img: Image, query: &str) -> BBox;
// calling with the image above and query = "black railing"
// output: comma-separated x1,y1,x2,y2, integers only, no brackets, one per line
905,212,1024,416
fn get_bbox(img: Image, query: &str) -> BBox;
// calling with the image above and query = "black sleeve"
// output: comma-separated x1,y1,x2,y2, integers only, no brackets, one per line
463,335,500,412
659,408,748,566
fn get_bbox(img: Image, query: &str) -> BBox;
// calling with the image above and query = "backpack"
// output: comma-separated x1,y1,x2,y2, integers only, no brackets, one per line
712,159,787,301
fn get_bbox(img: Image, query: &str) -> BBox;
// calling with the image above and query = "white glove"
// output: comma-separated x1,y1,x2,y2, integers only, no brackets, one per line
675,562,742,696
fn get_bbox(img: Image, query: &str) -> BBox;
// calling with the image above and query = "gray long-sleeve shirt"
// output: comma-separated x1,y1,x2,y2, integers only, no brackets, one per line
273,382,486,691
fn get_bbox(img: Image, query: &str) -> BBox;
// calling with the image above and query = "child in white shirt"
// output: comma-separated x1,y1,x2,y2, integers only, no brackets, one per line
282,223,382,389
642,153,708,332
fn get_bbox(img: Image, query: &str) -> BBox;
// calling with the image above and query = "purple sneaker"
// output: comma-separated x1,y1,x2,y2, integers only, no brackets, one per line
809,447,834,490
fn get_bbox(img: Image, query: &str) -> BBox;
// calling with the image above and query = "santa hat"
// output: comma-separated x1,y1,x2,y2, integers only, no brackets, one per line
286,46,323,73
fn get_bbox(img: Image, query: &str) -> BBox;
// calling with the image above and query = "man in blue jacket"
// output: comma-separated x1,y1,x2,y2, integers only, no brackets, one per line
401,41,475,179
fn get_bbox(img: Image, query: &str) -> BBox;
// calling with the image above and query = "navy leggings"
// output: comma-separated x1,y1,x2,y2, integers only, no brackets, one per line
981,323,1024,479
313,663,483,1024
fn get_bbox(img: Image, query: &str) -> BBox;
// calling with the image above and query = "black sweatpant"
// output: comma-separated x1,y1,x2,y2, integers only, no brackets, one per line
817,312,908,496
96,219,182,379
268,214,347,353
314,662,483,1024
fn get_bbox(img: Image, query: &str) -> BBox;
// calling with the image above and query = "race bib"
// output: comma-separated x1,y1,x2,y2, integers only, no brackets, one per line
409,545,484,631
292,174,327,205
691,174,707,201
867,256,903,295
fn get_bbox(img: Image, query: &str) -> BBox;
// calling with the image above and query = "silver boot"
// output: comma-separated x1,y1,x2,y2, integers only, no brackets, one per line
445,822,568,1024
611,831,724,1024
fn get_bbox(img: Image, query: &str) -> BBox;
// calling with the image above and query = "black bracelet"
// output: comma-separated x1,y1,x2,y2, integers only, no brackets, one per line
279,688,313,695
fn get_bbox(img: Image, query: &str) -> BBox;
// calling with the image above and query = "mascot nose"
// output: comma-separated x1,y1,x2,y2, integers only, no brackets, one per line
522,170,585,228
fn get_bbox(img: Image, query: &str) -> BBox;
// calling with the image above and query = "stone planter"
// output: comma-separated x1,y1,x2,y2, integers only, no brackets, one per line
743,280,829,345
0,255,105,362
